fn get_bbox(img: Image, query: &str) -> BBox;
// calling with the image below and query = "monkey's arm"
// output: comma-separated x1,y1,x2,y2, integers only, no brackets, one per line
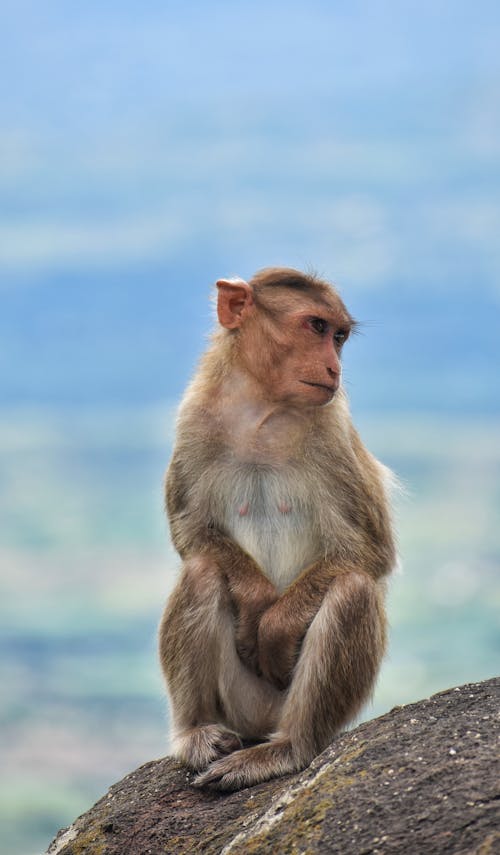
257,557,342,689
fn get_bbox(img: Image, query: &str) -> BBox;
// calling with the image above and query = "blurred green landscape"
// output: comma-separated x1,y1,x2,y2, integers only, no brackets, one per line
1,407,498,855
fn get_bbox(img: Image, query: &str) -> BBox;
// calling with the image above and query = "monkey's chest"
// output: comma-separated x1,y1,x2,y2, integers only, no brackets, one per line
218,466,321,593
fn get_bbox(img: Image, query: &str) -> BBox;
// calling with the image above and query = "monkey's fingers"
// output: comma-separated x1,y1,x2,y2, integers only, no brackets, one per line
259,643,297,690
235,638,260,673
260,659,293,691
192,738,297,791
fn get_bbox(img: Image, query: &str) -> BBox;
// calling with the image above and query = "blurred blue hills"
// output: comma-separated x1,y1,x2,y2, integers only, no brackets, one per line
2,262,498,414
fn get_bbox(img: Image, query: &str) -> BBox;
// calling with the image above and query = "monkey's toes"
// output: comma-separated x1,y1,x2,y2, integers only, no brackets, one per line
192,755,246,791
193,739,296,791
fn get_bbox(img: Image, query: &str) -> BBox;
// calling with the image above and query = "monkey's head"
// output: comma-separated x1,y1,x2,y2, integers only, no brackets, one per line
216,268,355,409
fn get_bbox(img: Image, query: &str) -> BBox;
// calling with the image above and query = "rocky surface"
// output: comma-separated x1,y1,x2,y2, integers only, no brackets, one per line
46,677,499,854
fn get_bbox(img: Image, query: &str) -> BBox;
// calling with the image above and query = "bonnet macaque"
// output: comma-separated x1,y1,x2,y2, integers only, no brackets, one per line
159,267,396,790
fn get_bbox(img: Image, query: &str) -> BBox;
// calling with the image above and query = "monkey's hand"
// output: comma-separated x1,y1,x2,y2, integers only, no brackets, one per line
232,583,279,673
257,601,315,690
208,536,279,673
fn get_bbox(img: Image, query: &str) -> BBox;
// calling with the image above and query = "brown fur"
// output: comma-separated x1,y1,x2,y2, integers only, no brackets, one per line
159,268,396,790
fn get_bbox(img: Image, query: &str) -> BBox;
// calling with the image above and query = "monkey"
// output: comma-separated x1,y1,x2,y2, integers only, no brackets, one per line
159,267,396,791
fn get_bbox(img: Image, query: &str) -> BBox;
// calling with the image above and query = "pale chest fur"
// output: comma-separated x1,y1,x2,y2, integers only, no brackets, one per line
218,462,322,593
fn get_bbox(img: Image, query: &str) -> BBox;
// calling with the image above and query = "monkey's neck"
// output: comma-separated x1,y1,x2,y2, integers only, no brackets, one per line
212,368,312,463
186,335,345,462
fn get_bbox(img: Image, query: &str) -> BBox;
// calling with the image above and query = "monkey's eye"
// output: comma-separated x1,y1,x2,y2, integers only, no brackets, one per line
334,329,349,346
309,317,329,335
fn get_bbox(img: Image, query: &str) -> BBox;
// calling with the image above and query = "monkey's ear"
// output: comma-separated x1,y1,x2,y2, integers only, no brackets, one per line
216,278,254,329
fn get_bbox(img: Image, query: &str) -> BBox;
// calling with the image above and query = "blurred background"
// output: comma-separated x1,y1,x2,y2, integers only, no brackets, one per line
1,2,499,853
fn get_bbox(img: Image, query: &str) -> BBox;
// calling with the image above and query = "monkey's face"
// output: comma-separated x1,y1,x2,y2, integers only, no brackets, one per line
216,277,354,409
241,303,352,409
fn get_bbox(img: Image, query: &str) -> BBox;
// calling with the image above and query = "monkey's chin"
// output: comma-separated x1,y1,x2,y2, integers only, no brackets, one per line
298,381,337,406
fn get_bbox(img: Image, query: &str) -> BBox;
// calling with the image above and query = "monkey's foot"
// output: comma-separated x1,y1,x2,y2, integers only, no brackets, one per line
193,737,299,790
174,724,243,771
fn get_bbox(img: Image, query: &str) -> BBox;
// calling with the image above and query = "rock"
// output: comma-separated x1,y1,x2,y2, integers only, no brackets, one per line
46,677,500,854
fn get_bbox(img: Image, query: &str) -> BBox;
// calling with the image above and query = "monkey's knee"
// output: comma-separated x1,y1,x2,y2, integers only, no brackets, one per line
159,554,236,728
280,573,387,753
181,554,226,602
332,571,387,659
317,572,387,684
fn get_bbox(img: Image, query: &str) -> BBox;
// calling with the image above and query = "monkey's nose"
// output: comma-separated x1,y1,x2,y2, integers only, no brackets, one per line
325,345,341,379
326,368,340,390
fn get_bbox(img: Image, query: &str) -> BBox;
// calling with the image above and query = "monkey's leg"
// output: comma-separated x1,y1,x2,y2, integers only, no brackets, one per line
159,555,282,771
194,570,386,790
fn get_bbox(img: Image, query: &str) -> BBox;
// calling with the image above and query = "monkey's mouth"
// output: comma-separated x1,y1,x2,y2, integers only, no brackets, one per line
301,381,337,395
